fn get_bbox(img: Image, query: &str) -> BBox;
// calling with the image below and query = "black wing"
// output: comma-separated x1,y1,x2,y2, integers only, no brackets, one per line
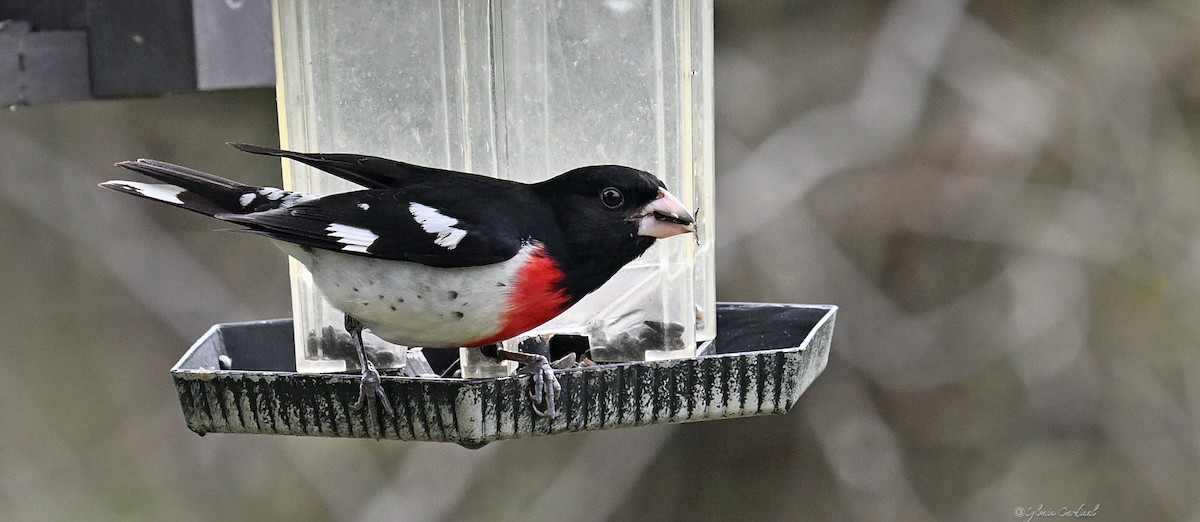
228,143,473,190
218,184,531,268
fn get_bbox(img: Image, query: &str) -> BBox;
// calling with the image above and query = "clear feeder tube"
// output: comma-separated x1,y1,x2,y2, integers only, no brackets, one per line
272,0,714,375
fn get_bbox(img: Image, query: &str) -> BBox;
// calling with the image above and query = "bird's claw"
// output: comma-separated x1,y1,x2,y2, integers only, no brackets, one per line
519,356,560,417
352,360,394,437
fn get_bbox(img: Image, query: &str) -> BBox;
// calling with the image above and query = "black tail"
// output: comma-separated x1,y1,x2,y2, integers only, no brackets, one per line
101,158,310,217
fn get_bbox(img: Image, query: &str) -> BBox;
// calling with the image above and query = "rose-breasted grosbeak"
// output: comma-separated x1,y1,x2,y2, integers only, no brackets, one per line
101,143,696,432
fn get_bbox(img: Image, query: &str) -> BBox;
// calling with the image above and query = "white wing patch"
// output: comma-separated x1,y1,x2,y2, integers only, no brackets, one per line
253,187,318,208
108,181,187,205
325,223,379,253
408,202,467,250
258,187,287,200
282,192,319,207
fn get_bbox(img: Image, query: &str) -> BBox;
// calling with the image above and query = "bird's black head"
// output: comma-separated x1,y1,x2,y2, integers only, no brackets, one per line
534,165,695,302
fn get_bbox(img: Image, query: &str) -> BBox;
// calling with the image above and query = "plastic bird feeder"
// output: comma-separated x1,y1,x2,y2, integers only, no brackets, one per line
168,2,838,443
273,0,716,375
173,303,835,447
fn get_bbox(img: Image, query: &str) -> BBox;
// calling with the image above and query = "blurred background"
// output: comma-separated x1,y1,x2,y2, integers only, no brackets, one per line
3,0,1200,520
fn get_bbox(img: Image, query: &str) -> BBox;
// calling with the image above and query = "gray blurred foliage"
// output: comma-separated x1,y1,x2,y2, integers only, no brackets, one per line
2,0,1200,520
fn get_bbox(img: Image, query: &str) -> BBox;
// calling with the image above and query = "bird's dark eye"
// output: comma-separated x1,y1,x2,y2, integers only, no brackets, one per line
600,187,624,209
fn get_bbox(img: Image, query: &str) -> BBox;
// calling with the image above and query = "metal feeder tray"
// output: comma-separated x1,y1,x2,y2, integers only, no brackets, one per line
172,302,835,447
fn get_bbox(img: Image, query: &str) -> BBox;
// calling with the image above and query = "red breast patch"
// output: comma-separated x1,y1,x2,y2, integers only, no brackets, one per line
467,244,569,346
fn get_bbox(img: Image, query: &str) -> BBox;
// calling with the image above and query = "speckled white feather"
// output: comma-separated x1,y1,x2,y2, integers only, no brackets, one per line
275,242,536,347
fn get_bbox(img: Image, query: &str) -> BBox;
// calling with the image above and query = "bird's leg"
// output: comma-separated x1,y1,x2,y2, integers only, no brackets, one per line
481,344,560,417
345,314,394,439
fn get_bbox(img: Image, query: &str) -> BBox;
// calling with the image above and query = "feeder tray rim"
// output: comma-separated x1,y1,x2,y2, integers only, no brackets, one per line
170,301,838,379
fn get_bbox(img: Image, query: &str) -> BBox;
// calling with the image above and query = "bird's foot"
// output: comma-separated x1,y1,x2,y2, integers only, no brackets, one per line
352,359,395,438
486,347,561,417
515,353,560,418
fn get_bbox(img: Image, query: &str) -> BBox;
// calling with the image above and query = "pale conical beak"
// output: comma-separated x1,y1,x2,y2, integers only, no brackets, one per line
636,188,696,238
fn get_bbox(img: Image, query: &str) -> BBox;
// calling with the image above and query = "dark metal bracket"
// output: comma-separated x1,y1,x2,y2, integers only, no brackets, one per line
1,0,272,106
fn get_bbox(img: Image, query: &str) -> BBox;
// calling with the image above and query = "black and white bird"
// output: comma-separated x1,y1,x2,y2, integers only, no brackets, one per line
101,143,696,430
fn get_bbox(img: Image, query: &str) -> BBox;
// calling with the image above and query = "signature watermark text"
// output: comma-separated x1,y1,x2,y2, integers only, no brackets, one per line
1013,504,1099,522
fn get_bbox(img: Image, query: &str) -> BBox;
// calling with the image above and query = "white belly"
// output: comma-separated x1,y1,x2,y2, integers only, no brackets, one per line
276,242,533,347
